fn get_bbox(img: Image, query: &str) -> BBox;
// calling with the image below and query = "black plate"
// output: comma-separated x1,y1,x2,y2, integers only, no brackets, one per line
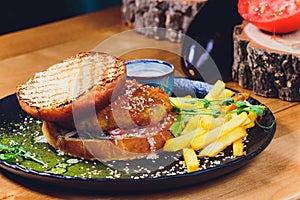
0,78,276,193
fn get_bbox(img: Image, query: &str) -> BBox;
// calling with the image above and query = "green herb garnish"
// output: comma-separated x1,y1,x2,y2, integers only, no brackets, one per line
171,97,266,117
170,115,190,137
221,97,234,106
0,140,46,166
255,119,276,130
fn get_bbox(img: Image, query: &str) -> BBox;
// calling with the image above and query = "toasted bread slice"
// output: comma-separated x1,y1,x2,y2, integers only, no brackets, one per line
17,52,126,128
42,112,174,161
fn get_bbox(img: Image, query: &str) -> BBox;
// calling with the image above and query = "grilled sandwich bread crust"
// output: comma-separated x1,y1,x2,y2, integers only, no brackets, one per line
17,52,127,129
42,113,174,161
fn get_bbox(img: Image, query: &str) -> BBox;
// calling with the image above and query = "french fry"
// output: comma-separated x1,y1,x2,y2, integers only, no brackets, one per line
205,80,225,100
191,112,248,150
233,138,244,156
218,112,248,133
165,80,263,173
244,112,257,129
199,127,247,157
181,115,201,135
191,126,222,151
164,128,206,152
225,89,234,98
183,148,199,172
201,115,226,130
169,97,203,110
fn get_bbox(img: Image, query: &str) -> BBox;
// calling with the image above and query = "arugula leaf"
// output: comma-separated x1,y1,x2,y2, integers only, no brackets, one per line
0,153,16,163
221,98,234,106
211,110,222,118
0,141,46,166
234,100,247,107
236,106,249,115
170,115,190,137
233,100,265,116
200,99,211,108
249,105,265,115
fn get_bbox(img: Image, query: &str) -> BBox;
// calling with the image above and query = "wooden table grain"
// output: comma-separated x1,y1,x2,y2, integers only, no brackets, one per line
0,6,299,200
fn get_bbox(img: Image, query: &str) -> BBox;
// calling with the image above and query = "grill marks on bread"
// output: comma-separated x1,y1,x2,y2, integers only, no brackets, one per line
17,52,125,109
16,52,127,128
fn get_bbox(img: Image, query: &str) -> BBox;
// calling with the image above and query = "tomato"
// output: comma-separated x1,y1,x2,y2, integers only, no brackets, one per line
238,0,300,33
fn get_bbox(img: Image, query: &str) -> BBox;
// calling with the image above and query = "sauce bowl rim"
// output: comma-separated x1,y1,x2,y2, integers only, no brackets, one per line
125,59,175,79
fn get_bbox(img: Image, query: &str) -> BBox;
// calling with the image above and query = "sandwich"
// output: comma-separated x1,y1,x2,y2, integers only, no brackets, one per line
16,51,174,161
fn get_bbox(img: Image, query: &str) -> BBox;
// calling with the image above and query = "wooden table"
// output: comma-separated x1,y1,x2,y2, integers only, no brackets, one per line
0,6,299,200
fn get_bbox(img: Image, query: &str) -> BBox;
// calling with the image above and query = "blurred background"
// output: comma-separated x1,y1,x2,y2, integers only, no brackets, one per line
0,0,122,35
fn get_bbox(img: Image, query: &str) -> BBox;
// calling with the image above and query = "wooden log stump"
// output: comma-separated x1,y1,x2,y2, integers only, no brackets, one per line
121,0,206,42
232,23,300,101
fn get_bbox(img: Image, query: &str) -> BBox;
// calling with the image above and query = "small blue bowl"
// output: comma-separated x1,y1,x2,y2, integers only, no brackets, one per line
125,59,175,95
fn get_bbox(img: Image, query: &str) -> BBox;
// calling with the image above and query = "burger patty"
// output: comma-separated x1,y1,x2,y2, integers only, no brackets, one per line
77,80,173,132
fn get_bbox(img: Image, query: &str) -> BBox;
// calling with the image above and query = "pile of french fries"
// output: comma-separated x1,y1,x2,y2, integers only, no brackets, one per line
164,80,261,173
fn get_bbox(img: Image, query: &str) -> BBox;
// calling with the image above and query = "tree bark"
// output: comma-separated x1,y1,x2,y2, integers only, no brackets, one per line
121,0,206,42
232,23,300,101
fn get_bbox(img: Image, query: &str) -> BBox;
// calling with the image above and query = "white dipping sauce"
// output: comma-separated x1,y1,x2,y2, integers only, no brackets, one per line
125,59,174,95
126,60,173,78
